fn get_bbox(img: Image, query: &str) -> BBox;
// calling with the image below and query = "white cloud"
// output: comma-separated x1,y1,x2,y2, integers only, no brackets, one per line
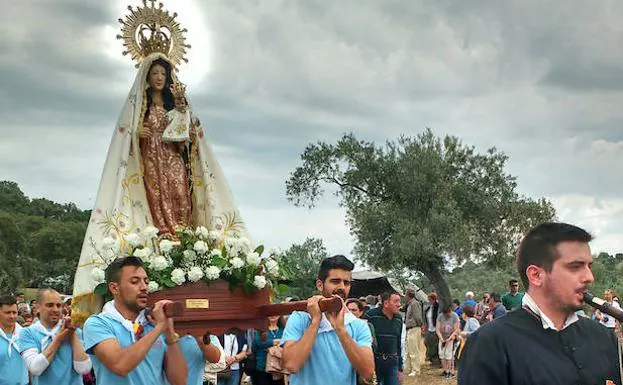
550,194,623,253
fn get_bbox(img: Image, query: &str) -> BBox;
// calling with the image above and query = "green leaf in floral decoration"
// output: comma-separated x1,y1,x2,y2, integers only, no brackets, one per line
243,281,255,295
170,249,183,266
94,282,108,296
212,256,226,268
254,245,264,255
162,277,176,288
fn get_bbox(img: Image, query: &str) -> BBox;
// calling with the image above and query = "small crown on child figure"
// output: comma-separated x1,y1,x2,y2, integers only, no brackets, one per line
170,81,187,99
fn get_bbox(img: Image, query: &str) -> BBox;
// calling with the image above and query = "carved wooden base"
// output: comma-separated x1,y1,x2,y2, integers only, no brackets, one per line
147,280,270,336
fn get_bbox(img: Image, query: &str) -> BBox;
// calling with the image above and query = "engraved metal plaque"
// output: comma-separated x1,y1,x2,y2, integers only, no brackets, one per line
185,299,210,309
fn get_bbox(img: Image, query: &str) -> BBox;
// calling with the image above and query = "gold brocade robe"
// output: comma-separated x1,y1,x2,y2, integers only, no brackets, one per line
139,105,191,235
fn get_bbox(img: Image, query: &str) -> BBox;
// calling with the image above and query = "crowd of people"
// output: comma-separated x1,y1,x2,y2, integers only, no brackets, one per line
1,222,622,385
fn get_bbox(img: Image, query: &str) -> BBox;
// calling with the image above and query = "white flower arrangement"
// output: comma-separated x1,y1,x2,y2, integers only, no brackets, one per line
91,225,288,297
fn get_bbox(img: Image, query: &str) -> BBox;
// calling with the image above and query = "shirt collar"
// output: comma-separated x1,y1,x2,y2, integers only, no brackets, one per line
522,293,579,331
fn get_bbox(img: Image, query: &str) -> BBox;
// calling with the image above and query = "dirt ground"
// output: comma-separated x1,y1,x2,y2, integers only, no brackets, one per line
402,340,457,385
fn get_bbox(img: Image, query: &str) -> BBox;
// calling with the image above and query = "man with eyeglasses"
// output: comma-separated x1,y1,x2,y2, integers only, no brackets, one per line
501,279,524,311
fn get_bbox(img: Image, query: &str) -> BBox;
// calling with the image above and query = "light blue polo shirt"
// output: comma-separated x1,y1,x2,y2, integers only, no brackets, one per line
281,311,372,385
18,324,84,385
166,334,220,385
83,313,168,385
0,330,29,385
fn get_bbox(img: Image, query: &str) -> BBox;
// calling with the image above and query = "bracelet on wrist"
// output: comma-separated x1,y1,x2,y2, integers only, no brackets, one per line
165,332,180,345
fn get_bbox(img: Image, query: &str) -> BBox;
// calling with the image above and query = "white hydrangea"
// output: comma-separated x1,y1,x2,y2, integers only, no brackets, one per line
246,252,261,267
124,233,142,247
224,237,240,253
264,258,279,274
253,275,267,289
195,226,209,239
90,267,105,283
171,268,186,285
133,247,152,260
210,249,222,258
193,240,208,254
142,226,159,239
204,266,221,280
147,281,160,293
183,228,195,236
230,257,244,269
183,250,197,263
150,256,169,271
208,230,221,242
238,238,253,254
159,239,174,254
187,266,204,282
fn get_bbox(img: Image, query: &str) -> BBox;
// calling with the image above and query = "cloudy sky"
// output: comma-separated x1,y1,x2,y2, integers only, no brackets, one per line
1,0,622,262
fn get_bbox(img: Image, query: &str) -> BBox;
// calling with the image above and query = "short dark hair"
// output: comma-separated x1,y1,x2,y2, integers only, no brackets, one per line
509,279,518,286
105,256,145,284
441,305,452,313
452,299,460,306
516,222,592,288
346,298,364,312
380,290,400,305
317,255,354,282
489,292,501,303
14,292,24,296
0,295,16,307
463,305,475,317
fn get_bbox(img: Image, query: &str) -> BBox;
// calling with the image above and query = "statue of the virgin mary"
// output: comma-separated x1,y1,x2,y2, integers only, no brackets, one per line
72,0,249,317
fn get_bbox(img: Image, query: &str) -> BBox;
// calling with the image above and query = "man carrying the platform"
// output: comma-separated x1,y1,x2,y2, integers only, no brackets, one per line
18,288,92,385
459,222,622,384
172,332,223,385
83,256,188,385
281,255,375,385
0,295,29,385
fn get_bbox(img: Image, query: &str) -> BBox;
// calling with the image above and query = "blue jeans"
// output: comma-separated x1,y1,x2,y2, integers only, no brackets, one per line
217,369,241,385
375,356,399,385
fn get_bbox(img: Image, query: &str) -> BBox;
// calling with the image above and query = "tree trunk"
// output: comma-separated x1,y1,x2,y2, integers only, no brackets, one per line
422,265,452,309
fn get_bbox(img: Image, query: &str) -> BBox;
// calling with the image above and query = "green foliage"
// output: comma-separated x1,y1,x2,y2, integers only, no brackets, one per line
590,252,623,296
280,237,328,299
286,130,555,306
0,181,89,294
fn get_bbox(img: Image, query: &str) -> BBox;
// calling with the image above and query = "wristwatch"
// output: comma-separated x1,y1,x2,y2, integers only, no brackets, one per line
166,332,180,345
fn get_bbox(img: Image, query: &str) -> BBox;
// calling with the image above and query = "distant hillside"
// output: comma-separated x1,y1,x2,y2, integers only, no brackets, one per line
0,181,90,294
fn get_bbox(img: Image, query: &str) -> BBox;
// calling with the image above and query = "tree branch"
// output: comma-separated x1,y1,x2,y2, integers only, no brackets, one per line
321,176,390,202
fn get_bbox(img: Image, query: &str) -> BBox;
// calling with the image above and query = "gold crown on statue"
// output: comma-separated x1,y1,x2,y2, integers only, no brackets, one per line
170,81,187,99
116,0,191,68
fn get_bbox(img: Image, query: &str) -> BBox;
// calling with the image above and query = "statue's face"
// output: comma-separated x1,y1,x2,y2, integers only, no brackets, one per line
148,64,167,91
